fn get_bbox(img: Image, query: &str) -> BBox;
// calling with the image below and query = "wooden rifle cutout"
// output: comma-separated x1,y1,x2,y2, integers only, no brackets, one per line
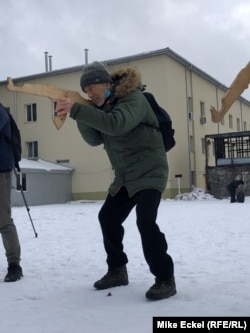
210,62,250,123
6,77,91,130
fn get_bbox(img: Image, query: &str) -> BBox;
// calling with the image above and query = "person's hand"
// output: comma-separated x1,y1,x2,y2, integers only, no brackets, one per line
55,99,74,116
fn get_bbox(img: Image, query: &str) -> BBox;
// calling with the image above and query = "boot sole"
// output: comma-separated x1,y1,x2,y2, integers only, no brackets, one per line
146,288,177,300
94,280,129,290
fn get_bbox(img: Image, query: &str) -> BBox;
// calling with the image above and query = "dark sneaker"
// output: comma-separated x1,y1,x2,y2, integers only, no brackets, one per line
145,276,176,300
4,263,23,282
94,265,129,290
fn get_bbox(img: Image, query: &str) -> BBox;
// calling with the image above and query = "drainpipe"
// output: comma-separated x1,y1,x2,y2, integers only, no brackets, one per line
215,86,220,133
240,102,243,130
185,64,193,191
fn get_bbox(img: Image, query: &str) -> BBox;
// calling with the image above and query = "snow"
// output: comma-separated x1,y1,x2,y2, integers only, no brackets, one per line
19,158,73,172
1,190,249,333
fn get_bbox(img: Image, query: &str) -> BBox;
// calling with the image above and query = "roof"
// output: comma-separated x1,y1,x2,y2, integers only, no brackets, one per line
19,158,74,173
1,47,250,105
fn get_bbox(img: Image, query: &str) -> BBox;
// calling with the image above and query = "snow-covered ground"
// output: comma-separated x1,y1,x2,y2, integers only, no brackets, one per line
1,190,249,333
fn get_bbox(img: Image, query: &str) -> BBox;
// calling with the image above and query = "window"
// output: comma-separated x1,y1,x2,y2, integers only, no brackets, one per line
200,101,205,117
243,121,247,131
26,103,37,122
229,115,233,129
16,172,27,191
27,141,38,158
212,135,250,160
201,138,205,154
199,101,206,124
237,118,240,131
188,97,193,120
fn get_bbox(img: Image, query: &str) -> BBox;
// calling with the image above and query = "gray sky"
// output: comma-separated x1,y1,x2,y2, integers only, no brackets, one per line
1,0,250,99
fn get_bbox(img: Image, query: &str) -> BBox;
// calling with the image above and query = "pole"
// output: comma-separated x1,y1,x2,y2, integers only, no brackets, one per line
175,174,182,195
177,178,180,195
13,168,38,238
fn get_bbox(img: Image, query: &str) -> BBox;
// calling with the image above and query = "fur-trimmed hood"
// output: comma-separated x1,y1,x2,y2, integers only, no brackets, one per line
110,67,142,98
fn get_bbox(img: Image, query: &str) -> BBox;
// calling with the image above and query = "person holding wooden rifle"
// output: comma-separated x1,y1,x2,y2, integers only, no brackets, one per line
55,61,176,301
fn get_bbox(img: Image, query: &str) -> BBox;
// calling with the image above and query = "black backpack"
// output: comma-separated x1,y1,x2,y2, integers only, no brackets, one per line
142,91,176,152
0,103,22,171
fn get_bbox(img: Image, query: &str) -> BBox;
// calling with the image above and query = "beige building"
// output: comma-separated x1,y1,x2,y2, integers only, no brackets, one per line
1,47,250,200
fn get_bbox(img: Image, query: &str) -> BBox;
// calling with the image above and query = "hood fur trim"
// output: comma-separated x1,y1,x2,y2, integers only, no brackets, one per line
110,67,142,97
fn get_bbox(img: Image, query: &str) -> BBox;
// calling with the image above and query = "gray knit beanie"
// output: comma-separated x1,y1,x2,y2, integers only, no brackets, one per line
80,61,113,92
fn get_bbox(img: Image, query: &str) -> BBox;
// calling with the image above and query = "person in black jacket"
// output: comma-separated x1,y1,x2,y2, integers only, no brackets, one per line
227,179,244,203
0,104,23,282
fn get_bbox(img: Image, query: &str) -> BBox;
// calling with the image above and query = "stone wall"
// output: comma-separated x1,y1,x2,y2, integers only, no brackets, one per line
206,165,250,199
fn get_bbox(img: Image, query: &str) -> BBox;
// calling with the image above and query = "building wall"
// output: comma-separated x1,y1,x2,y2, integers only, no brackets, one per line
11,171,72,206
1,48,250,199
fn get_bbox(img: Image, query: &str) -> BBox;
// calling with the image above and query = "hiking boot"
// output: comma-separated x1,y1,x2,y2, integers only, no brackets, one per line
145,276,176,300
4,263,23,282
94,265,129,290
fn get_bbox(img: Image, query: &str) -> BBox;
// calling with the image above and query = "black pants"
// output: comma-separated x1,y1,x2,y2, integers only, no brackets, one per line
230,191,236,203
227,186,236,203
98,187,174,280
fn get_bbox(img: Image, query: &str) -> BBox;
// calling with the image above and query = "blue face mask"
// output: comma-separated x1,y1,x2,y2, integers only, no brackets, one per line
105,89,111,99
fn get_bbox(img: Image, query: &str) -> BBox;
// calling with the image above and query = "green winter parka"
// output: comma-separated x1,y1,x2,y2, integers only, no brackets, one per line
70,67,168,197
